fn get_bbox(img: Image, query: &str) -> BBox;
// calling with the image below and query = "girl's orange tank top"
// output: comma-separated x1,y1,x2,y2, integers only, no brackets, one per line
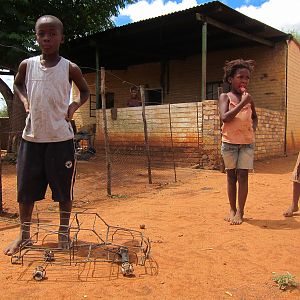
221,94,254,144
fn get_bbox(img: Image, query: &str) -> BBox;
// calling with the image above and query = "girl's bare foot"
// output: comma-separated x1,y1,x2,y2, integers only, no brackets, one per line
224,209,236,222
283,205,299,217
230,211,244,225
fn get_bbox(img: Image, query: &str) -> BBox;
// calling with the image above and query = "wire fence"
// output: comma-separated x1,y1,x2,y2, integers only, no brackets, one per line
0,88,221,215
0,41,222,214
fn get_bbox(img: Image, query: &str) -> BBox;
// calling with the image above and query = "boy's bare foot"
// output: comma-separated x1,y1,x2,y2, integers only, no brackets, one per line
230,211,244,225
58,228,71,250
3,234,31,256
224,209,236,222
58,234,70,249
283,205,299,217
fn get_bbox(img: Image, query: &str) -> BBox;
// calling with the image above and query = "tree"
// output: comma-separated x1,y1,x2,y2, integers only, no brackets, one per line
286,30,300,43
1,0,136,68
0,106,8,118
0,0,136,151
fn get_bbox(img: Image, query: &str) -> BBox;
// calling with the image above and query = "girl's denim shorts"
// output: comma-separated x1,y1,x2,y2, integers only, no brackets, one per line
221,142,254,170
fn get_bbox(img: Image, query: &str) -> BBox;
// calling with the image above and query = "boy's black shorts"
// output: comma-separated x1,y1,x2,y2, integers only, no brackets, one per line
17,139,76,203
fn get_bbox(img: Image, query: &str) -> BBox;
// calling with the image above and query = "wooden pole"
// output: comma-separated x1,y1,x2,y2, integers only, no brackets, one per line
196,101,202,167
201,22,207,101
168,104,177,182
0,143,3,213
140,85,152,184
100,67,112,196
95,48,100,109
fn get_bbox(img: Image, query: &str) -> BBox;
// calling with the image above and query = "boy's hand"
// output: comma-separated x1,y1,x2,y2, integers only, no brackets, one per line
22,99,30,114
66,102,80,121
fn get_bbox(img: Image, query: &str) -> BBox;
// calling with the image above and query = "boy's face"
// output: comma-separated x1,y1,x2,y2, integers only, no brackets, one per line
229,68,250,94
35,17,64,55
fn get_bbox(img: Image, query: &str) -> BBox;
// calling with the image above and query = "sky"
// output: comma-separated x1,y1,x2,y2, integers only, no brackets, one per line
0,73,13,110
1,0,300,109
115,0,300,32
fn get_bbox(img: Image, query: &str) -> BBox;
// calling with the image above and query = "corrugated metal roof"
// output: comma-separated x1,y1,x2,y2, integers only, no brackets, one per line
64,1,289,70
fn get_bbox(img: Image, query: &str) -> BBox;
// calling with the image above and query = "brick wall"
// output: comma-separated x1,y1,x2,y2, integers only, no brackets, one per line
255,108,285,160
75,43,286,109
95,101,221,168
94,101,284,168
73,41,290,166
286,39,300,153
73,42,287,130
72,77,96,130
0,117,9,150
206,43,287,111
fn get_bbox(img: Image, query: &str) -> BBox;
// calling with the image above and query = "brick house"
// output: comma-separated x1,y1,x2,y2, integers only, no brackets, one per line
66,1,300,168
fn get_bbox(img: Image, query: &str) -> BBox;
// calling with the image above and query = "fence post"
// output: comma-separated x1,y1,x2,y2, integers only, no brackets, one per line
140,85,152,184
100,67,112,196
196,101,203,167
168,104,177,182
0,143,3,213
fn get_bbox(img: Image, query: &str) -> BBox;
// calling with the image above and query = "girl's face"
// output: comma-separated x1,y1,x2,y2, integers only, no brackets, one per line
229,68,250,94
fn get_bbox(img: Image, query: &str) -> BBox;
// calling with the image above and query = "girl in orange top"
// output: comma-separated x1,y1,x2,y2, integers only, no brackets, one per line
219,59,258,225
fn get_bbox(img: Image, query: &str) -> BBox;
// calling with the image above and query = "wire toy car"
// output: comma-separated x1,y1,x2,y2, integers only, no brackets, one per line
11,211,153,280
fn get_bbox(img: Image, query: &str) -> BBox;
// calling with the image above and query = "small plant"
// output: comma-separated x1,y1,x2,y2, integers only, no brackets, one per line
272,272,299,290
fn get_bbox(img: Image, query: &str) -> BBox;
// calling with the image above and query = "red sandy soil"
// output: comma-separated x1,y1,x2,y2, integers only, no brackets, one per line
0,154,300,299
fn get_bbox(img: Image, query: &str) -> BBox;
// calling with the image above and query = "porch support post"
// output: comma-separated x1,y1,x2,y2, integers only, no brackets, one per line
95,47,100,108
201,22,207,101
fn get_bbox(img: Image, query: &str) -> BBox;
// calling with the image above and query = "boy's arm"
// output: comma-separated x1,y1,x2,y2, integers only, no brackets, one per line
13,59,29,113
67,62,90,121
251,101,258,131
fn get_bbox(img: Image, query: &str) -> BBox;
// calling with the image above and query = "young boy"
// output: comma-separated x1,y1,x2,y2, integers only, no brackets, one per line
283,152,300,217
219,59,258,225
4,15,90,255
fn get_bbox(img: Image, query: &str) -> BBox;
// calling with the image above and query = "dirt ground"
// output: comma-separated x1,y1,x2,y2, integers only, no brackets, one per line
0,154,300,300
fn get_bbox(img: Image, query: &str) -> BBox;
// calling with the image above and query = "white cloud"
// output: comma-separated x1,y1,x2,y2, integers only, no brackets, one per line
236,0,300,33
0,75,13,90
118,0,300,33
119,0,198,22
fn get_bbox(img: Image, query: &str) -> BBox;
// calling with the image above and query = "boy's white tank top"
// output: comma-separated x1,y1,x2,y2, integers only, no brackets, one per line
23,55,74,142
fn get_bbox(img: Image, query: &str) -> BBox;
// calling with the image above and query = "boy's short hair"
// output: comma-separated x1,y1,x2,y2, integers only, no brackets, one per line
35,15,64,33
223,59,255,83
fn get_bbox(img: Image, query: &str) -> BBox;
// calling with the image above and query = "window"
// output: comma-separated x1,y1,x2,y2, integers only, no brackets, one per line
206,81,223,100
145,88,163,105
90,93,115,117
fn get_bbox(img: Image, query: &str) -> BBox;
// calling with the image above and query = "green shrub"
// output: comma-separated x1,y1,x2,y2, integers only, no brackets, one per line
272,272,299,290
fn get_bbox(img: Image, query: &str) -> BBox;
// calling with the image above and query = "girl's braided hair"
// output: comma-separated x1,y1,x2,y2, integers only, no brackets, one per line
223,59,255,83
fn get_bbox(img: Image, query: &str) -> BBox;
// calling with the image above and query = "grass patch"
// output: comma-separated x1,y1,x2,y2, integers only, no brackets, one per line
272,272,299,290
